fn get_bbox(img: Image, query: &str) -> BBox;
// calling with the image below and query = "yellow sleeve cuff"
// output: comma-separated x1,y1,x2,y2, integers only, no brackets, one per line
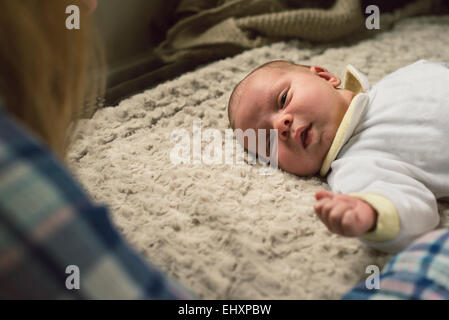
349,193,401,242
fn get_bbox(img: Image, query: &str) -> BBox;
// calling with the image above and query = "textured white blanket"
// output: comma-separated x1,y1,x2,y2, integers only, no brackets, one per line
68,15,449,299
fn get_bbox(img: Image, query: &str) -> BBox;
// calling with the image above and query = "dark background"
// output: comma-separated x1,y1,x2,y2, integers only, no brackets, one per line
94,0,447,107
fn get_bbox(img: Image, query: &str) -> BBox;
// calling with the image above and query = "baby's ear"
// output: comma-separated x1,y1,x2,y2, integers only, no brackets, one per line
311,66,341,88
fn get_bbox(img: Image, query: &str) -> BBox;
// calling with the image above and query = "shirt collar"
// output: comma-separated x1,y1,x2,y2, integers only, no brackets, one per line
319,65,371,176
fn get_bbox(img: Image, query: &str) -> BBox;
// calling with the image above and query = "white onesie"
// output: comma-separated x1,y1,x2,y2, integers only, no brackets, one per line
320,60,449,253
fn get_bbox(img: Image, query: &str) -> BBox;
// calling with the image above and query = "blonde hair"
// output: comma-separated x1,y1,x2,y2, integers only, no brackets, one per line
0,0,105,158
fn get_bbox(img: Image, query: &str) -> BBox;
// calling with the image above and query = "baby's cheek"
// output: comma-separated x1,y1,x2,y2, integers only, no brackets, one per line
277,146,300,173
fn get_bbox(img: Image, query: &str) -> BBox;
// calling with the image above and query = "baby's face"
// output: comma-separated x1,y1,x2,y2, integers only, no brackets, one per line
232,64,354,176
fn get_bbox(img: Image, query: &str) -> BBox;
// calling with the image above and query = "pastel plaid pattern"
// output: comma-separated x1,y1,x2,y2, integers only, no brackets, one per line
343,228,449,300
0,99,193,299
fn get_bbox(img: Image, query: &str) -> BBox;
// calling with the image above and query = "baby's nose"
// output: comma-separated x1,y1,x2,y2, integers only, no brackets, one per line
275,114,292,140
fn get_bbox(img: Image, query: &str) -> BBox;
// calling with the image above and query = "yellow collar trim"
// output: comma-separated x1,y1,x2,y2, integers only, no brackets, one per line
319,65,370,176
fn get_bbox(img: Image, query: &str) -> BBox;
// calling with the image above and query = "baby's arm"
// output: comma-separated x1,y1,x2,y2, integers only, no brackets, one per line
314,190,377,237
323,157,440,253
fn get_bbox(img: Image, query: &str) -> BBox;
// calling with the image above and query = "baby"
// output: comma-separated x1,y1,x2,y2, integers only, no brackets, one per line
228,59,449,253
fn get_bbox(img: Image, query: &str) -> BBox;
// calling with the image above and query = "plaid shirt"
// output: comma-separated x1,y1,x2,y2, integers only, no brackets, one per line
0,99,193,299
343,228,449,300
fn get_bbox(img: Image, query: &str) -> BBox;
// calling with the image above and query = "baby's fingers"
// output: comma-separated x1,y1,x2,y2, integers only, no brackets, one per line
341,210,362,237
314,199,338,228
313,198,332,217
313,200,327,224
315,190,334,201
313,198,327,212
327,203,349,235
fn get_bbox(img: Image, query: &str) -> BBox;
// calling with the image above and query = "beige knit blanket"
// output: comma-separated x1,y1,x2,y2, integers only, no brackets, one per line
68,15,449,299
156,0,443,63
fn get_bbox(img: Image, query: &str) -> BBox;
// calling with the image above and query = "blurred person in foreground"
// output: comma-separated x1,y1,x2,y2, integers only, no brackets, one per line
0,0,192,299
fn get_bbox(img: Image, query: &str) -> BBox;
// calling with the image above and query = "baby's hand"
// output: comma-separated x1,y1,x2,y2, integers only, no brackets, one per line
313,190,377,237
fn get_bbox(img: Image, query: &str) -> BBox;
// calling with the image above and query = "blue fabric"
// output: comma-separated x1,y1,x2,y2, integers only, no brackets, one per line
343,228,449,300
0,99,193,299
